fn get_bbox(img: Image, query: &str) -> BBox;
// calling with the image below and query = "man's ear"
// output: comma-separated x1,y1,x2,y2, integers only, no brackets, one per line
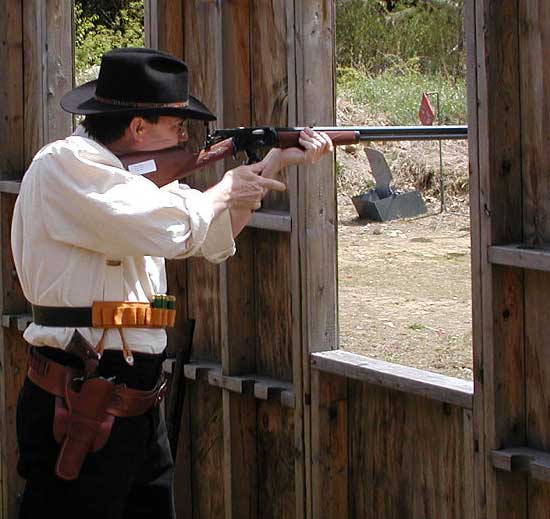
128,116,146,142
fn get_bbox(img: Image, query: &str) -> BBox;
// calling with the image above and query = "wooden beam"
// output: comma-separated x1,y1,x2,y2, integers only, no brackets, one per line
247,210,291,232
311,350,473,409
471,0,526,517
489,244,550,272
491,447,550,483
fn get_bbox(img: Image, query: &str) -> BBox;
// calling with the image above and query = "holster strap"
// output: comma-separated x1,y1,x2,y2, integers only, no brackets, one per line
27,348,167,417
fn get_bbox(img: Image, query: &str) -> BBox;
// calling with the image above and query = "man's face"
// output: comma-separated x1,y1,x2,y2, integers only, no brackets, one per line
133,115,188,151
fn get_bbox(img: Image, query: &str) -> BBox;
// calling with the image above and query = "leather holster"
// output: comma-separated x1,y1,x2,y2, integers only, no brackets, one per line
53,375,116,480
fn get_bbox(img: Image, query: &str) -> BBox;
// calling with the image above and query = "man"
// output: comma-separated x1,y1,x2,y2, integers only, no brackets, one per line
11,48,332,518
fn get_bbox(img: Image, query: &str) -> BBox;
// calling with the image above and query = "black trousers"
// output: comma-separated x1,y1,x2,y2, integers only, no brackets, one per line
17,346,176,519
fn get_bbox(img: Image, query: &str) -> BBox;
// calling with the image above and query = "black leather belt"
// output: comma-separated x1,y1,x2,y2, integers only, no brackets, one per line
32,305,93,327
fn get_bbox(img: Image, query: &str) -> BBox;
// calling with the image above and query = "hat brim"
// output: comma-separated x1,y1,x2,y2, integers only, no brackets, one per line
60,80,216,121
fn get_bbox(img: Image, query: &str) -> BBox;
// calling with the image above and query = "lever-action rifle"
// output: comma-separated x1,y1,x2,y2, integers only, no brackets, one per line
119,125,467,188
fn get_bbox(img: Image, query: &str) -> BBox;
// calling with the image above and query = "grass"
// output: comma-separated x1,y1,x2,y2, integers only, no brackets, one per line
337,66,467,126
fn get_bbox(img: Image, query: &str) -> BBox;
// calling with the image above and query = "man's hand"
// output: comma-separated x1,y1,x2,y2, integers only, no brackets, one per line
259,128,334,179
204,163,286,216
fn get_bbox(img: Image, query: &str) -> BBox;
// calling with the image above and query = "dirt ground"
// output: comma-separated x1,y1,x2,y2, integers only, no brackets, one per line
335,101,473,380
337,197,473,380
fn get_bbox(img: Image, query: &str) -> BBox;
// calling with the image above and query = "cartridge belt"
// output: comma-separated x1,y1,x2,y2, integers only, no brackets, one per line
32,301,176,328
27,347,167,417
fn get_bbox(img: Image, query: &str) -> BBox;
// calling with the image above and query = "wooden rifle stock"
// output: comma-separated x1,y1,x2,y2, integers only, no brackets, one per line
118,138,235,188
118,129,358,187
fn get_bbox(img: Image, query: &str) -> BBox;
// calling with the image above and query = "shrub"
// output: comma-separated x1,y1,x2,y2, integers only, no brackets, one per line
74,1,144,80
336,0,465,77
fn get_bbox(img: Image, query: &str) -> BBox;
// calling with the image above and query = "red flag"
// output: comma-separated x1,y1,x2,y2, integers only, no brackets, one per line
419,93,435,126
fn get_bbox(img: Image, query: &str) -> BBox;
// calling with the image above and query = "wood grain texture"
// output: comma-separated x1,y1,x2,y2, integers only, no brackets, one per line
156,0,184,58
189,382,225,519
348,380,470,519
489,244,550,272
293,3,336,516
311,371,347,519
472,0,526,517
23,0,72,162
519,1,550,517
0,0,24,175
257,400,296,519
0,328,28,517
0,3,24,512
0,189,29,519
183,0,224,364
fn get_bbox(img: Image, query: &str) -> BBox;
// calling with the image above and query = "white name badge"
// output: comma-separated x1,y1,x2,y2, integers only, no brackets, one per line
127,159,157,175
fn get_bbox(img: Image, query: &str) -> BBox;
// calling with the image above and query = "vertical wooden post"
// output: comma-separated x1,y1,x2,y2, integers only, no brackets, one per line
0,1,72,517
293,2,338,517
519,1,550,517
468,0,526,518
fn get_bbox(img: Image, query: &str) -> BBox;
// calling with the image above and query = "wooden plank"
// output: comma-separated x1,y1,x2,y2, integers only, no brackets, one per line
0,328,28,517
1,314,33,332
247,210,291,233
0,181,21,195
293,2,336,517
519,1,550,517
0,2,24,513
348,380,470,518
189,382,225,519
251,0,293,382
312,350,473,409
218,4,258,517
44,0,73,144
23,0,72,161
472,0,527,517
183,0,224,365
257,401,295,519
0,192,29,517
463,409,475,518
155,0,184,58
173,375,193,519
492,447,550,482
310,371,347,519
0,0,24,176
489,244,550,272
464,0,485,516
22,0,46,160
143,0,159,49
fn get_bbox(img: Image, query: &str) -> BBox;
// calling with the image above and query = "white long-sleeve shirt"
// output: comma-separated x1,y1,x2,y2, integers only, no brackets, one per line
11,128,235,354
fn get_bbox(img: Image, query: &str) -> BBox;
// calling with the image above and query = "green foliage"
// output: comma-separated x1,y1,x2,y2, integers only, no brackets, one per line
336,0,465,77
337,65,466,124
74,1,144,77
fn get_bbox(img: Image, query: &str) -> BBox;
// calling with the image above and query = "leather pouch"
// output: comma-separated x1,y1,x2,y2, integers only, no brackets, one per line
53,376,116,480
91,301,175,328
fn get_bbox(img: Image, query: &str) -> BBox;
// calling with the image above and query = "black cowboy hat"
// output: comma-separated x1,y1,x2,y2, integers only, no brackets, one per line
61,48,216,121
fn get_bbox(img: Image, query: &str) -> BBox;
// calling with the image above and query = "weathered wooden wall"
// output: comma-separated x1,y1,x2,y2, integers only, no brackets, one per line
469,0,550,517
311,351,474,519
0,1,73,517
147,1,336,518
4,0,550,518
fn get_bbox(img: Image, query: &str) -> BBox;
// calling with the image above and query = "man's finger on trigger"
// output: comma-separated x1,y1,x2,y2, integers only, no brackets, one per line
259,177,287,192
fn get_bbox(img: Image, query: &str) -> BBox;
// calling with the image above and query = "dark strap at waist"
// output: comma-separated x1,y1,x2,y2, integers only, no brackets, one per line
32,305,92,327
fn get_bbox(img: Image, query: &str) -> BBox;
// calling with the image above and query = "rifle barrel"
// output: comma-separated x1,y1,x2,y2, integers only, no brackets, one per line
308,125,467,141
